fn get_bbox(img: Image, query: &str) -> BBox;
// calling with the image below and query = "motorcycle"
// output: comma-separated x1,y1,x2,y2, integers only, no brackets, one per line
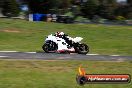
42,34,89,54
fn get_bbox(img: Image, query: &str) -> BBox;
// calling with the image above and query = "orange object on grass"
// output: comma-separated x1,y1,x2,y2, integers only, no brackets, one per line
78,66,86,76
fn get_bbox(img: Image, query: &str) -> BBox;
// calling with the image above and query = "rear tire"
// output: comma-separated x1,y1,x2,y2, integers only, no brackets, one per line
75,43,89,54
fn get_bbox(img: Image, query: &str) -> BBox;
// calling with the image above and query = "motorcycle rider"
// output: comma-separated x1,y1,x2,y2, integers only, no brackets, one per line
54,32,73,47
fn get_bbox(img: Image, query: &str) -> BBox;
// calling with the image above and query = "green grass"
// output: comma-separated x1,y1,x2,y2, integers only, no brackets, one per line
0,60,131,88
0,18,132,55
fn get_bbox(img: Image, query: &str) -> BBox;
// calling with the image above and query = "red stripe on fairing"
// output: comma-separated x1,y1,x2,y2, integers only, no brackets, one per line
57,49,75,53
57,50,66,53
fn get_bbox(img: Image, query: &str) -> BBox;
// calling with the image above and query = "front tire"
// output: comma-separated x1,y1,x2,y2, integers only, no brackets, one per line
42,41,58,53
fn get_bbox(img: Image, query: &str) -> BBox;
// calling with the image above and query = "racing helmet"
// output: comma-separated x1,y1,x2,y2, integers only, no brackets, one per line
55,32,64,37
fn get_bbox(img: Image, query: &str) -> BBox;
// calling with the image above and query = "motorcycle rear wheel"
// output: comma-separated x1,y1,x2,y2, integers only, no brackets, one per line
75,43,89,54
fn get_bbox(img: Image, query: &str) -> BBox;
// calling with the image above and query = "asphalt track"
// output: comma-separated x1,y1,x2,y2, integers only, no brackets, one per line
0,52,132,61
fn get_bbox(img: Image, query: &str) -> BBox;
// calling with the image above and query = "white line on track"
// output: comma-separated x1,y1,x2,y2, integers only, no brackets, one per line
86,54,99,55
110,55,120,56
0,56,8,57
0,51,18,53
25,52,37,54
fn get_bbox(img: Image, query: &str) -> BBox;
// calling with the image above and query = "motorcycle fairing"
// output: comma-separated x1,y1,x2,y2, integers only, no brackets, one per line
45,34,82,52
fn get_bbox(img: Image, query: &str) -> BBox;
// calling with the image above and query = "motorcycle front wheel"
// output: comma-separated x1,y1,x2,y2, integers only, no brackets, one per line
42,41,58,53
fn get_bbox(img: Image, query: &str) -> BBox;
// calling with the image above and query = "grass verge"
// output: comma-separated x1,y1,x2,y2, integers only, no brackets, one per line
0,60,131,88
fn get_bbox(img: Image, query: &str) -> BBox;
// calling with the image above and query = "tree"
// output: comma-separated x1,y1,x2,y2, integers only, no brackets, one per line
2,0,20,17
81,0,99,19
126,6,132,19
28,0,67,14
60,0,71,9
115,4,126,17
28,0,73,14
28,0,49,13
97,4,108,18
0,0,4,7
127,0,132,6
126,0,132,19
115,0,132,19
97,0,118,20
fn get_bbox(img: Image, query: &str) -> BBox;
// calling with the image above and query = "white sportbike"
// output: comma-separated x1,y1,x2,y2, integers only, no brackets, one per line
42,34,89,54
